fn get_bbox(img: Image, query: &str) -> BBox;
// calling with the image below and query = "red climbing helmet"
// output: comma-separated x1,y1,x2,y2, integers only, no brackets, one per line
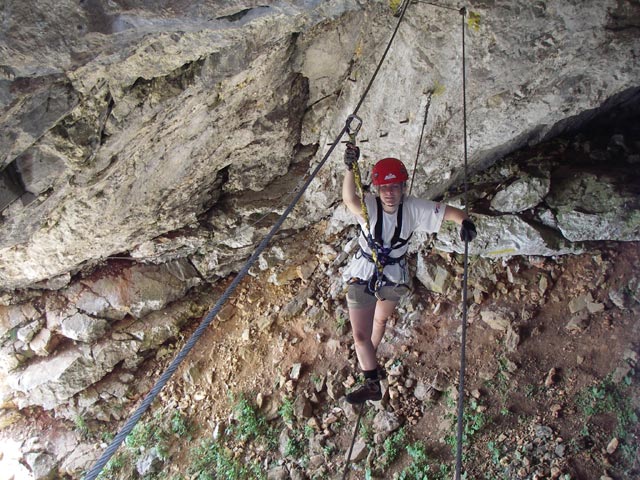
371,158,409,186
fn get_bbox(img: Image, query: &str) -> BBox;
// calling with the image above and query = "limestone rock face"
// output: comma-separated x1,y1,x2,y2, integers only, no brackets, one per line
0,0,639,289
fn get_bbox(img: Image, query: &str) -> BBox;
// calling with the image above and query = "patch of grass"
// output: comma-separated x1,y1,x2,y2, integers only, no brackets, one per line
171,410,192,439
432,80,446,97
125,420,155,450
487,440,501,465
74,414,90,438
233,396,269,441
388,0,403,14
284,436,305,458
575,373,639,476
97,452,126,479
445,398,488,461
379,426,407,469
467,11,481,31
397,441,442,480
187,438,265,480
336,314,348,333
278,396,295,426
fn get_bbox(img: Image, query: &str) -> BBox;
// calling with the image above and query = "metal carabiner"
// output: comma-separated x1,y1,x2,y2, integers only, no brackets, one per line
345,114,363,143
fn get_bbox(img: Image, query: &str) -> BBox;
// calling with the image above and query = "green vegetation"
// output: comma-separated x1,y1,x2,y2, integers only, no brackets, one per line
336,314,348,333
389,0,403,14
575,373,639,475
170,410,193,439
74,414,90,438
432,80,446,97
187,438,265,480
98,453,125,478
397,441,431,479
278,396,295,426
379,427,407,470
445,397,488,462
467,11,481,31
94,407,199,479
232,395,270,442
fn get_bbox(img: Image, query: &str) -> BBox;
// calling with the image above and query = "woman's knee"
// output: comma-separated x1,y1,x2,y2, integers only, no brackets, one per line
352,329,371,344
373,315,388,327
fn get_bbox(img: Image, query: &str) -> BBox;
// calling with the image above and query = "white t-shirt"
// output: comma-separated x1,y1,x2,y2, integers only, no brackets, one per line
342,194,446,284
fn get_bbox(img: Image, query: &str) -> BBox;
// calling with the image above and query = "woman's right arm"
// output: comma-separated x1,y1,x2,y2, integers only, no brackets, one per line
342,170,364,217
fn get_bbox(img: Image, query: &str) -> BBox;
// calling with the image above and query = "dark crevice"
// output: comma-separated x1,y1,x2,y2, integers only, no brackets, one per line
216,6,271,23
0,161,27,212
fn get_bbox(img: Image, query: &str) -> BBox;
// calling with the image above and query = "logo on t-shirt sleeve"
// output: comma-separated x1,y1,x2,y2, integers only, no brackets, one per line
434,203,441,214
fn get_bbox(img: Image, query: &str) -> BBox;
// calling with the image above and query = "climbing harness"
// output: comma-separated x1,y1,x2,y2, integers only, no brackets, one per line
354,196,413,295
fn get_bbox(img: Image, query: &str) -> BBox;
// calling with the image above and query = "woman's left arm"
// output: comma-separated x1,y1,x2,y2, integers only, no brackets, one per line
443,205,469,225
444,205,477,241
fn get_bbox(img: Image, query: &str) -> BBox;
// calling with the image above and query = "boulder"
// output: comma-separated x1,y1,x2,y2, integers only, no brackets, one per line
491,175,550,213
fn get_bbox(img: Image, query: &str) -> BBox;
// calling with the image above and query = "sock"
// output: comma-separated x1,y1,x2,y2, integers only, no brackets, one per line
363,368,379,381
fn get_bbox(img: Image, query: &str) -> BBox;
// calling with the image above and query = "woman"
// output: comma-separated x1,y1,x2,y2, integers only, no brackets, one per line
341,143,477,404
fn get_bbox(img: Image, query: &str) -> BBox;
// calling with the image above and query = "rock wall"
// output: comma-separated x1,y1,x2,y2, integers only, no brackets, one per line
0,3,639,474
1,0,639,290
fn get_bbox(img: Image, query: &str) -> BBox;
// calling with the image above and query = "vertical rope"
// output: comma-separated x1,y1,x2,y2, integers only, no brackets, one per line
341,404,365,480
455,6,470,480
408,92,432,196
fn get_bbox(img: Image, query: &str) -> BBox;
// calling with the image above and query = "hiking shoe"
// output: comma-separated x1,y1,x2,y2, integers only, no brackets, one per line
377,366,387,380
345,378,382,404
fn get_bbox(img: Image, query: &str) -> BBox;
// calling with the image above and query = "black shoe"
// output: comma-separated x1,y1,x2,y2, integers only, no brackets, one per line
377,366,387,380
345,379,382,404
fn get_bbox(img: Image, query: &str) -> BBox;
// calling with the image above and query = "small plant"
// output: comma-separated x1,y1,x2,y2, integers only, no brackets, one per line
336,314,348,333
467,11,481,31
379,427,407,470
284,436,305,458
171,410,192,439
524,383,538,398
188,438,265,480
397,441,431,480
304,423,315,439
233,396,268,441
125,421,154,450
575,373,639,476
97,452,125,478
445,398,487,459
74,414,90,438
278,396,295,426
323,444,337,457
432,80,446,97
388,0,403,14
487,440,501,465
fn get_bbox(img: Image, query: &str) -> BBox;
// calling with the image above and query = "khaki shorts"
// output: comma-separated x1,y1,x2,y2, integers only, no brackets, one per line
346,282,410,309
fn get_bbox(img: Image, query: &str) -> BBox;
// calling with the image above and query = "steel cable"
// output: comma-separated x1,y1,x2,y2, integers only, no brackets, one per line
455,6,471,480
83,2,414,478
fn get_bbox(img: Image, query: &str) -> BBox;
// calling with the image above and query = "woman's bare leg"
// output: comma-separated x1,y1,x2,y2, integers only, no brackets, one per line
371,299,398,351
348,305,377,371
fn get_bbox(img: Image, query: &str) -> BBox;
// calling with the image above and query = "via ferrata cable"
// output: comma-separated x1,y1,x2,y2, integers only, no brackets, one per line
83,2,413,479
455,6,472,480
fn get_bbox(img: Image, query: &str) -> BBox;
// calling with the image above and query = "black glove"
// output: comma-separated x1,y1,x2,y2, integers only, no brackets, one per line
344,142,360,171
460,219,477,242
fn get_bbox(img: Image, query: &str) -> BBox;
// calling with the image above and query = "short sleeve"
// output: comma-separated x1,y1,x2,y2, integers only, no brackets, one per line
407,197,446,233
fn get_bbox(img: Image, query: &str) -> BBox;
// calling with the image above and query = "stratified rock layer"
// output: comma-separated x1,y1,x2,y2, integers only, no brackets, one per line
1,0,639,289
